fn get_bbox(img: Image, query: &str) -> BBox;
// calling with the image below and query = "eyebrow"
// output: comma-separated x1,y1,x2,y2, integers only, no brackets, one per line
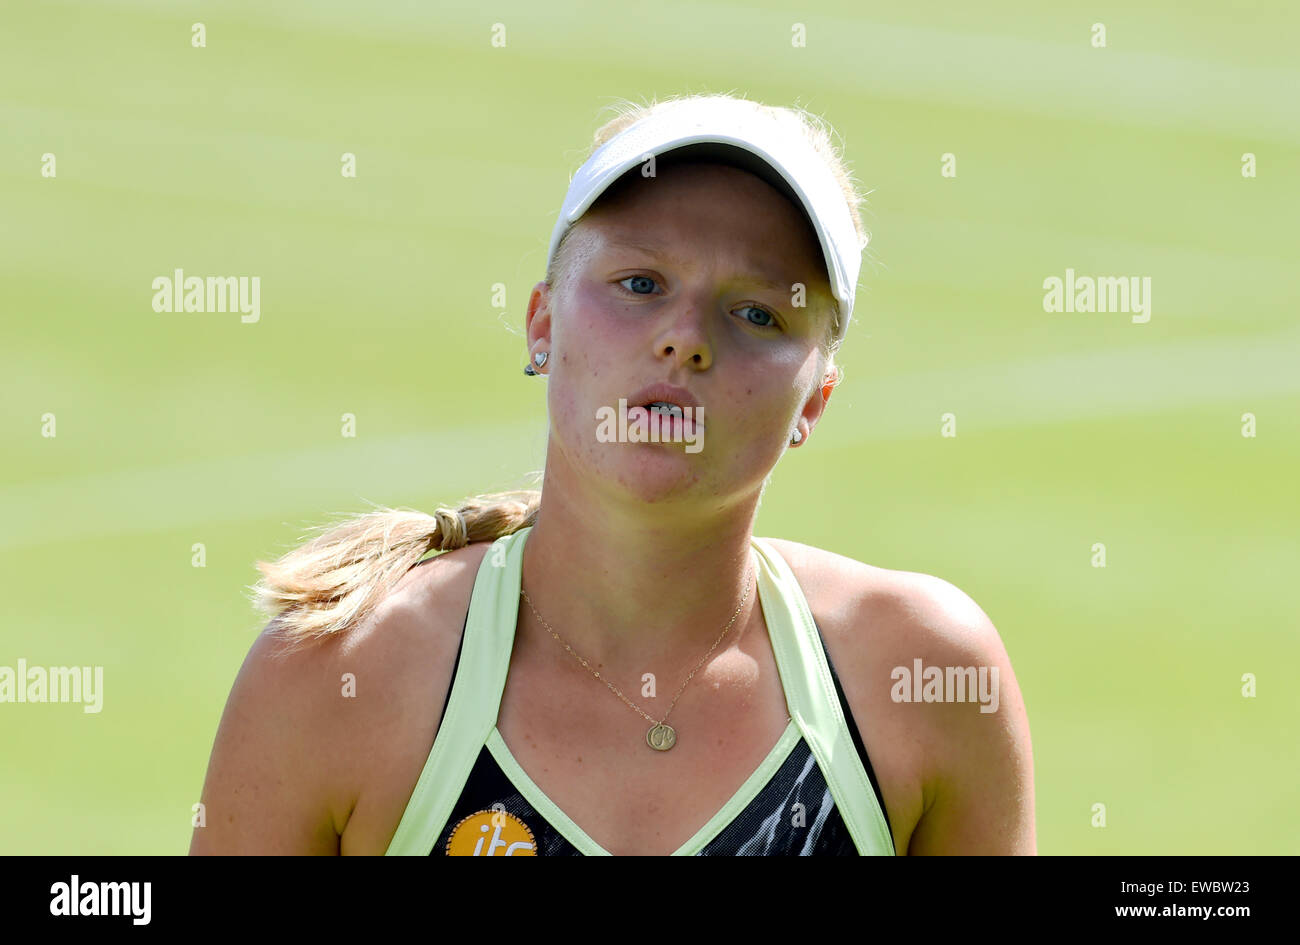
600,236,797,296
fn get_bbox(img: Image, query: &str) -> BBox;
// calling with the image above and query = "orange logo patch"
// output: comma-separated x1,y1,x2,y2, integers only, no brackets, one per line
445,809,538,856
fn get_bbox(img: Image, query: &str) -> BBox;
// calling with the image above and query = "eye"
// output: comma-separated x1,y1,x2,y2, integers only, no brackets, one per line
736,304,778,329
618,275,658,295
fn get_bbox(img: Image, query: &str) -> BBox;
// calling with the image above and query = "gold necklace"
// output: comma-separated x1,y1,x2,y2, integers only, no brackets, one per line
519,558,756,751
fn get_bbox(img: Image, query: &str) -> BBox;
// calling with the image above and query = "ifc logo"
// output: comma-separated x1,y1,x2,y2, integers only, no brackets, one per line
445,808,538,856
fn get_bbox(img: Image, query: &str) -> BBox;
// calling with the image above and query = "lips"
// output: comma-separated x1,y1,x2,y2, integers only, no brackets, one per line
627,382,702,414
622,401,703,437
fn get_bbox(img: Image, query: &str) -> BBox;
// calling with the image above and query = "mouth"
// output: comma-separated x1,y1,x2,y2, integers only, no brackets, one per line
621,383,706,440
644,401,685,419
621,400,704,437
627,383,702,414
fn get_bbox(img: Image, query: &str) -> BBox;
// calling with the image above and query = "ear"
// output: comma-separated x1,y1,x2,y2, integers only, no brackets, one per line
791,361,838,445
525,280,554,358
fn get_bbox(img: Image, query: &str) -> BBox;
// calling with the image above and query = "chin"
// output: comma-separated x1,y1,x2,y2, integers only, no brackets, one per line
608,448,708,503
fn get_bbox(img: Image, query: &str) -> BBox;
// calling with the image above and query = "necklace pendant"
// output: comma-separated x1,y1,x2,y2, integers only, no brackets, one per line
646,722,677,751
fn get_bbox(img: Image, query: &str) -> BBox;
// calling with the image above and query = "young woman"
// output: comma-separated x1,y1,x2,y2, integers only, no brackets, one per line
190,93,1035,856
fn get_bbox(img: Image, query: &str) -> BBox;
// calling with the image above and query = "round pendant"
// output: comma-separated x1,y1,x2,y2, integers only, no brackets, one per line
646,722,676,751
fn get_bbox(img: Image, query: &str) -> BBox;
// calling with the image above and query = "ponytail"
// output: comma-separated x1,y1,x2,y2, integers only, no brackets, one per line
249,490,540,652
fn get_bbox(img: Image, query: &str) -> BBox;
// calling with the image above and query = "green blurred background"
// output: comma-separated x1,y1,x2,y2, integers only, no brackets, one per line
2,0,1296,854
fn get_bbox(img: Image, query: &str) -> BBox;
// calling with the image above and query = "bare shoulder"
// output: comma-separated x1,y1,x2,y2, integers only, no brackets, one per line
761,537,1036,855
761,536,1011,672
192,540,492,855
328,540,493,700
326,540,494,853
762,537,988,630
295,539,493,745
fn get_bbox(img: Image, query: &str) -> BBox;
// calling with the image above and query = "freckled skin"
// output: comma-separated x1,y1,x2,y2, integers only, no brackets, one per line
524,161,837,518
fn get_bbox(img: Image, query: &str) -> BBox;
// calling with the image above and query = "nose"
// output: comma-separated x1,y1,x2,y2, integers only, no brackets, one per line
653,294,714,370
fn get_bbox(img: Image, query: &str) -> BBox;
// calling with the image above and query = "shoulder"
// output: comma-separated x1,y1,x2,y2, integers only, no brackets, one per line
327,539,494,763
352,539,494,666
761,536,1010,681
261,541,493,843
267,539,493,713
761,537,1036,854
761,537,992,635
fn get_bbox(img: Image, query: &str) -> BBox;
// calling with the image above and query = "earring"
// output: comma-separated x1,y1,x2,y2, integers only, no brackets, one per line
790,428,803,445
523,351,548,375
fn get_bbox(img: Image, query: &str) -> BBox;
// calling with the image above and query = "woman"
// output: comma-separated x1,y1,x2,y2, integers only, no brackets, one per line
191,93,1035,856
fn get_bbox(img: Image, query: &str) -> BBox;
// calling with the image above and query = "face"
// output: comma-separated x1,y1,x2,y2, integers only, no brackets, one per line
525,161,838,512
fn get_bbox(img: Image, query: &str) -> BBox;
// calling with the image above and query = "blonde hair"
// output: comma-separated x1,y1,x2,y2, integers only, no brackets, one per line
250,92,869,651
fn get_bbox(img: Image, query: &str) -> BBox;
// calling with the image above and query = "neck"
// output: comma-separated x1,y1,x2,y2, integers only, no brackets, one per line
517,465,764,672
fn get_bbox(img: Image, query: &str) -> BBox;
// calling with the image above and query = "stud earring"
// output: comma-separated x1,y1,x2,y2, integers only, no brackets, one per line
523,350,548,375
790,428,803,445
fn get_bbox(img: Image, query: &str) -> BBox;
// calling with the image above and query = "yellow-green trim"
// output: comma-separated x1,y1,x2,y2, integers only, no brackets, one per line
383,528,528,855
751,536,896,856
488,720,802,856
386,525,895,856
